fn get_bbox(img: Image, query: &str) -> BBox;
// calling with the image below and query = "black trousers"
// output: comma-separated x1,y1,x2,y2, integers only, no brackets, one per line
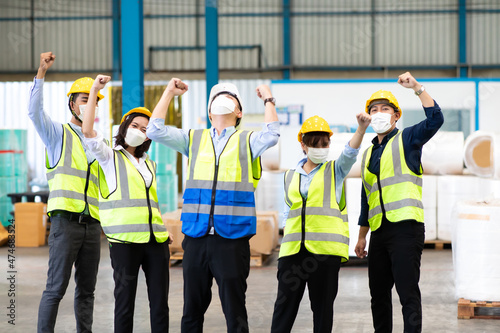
368,219,425,333
181,234,250,333
109,238,170,333
271,245,342,333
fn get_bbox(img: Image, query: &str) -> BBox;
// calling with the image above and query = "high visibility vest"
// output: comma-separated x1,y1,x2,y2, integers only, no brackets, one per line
46,124,100,220
280,161,349,262
181,129,262,239
361,131,424,232
98,150,169,243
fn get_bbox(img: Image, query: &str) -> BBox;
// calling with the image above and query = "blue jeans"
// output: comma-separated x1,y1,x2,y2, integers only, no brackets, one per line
37,215,101,333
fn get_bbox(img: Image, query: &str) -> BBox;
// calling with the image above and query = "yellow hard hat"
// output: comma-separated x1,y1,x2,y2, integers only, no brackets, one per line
365,90,401,115
121,107,152,124
297,115,333,142
67,77,105,101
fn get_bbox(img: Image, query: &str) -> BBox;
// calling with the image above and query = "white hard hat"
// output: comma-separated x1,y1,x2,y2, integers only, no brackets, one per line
208,82,243,113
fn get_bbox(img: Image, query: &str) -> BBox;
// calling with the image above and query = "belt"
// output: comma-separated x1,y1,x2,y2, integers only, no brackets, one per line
51,210,99,224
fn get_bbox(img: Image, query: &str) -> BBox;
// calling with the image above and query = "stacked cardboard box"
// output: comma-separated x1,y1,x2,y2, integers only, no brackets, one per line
162,209,280,258
14,202,47,247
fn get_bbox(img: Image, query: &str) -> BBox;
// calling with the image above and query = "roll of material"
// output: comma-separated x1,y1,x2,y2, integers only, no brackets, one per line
255,170,286,227
422,131,464,175
424,208,437,241
463,131,500,178
452,199,500,301
437,175,490,241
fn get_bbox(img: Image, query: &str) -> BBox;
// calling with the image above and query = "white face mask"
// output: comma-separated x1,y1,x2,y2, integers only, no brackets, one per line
371,112,394,134
125,127,147,147
78,104,98,122
210,95,237,115
307,147,329,165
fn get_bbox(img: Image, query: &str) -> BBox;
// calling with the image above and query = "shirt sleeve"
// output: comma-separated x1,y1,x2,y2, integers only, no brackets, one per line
334,142,360,201
28,77,64,167
358,184,369,226
83,132,117,193
402,101,445,173
146,118,190,156
249,121,280,161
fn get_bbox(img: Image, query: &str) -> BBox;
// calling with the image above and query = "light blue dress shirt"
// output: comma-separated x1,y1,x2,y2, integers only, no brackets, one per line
146,118,280,162
28,77,96,167
282,143,360,228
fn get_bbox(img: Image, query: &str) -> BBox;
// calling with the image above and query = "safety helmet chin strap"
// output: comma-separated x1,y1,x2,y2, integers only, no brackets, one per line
68,94,83,123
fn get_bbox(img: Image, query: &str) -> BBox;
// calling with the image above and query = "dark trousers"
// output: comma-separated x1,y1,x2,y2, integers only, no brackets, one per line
368,219,425,333
109,238,170,333
181,234,250,333
271,245,342,333
37,216,101,333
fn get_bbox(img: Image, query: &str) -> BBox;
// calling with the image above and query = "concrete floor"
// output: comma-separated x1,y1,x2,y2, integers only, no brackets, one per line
1,239,498,333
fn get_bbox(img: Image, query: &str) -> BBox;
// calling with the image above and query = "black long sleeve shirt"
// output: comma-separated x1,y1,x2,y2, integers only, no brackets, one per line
358,101,444,227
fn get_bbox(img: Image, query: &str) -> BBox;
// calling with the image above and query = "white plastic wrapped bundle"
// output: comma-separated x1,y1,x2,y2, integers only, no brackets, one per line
345,178,370,257
421,131,464,175
463,131,500,178
422,175,437,240
436,175,489,241
255,170,286,227
329,133,374,178
452,199,500,301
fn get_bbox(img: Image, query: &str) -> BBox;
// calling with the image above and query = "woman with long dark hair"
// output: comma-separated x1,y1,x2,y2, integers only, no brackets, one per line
82,75,170,333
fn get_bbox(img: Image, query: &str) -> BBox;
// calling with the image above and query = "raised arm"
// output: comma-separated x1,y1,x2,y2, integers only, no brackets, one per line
397,72,434,107
349,112,371,149
255,84,278,123
151,78,188,120
82,74,110,138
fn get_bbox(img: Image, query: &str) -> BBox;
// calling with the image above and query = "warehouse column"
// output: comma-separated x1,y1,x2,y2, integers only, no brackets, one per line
458,0,467,78
121,0,144,116
205,0,219,128
282,0,291,79
112,0,121,81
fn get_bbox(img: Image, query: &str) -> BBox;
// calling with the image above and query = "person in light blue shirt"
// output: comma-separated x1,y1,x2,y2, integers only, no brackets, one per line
28,52,105,333
271,114,371,333
146,78,279,333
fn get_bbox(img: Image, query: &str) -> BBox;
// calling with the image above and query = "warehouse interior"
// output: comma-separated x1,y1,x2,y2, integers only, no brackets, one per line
1,1,500,332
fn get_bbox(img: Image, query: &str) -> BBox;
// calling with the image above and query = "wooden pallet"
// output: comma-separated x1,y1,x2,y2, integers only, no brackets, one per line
458,298,500,319
250,253,271,267
424,239,451,250
169,251,271,267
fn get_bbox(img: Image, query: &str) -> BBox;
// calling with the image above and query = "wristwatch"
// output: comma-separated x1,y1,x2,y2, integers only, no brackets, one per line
414,85,425,96
264,97,276,106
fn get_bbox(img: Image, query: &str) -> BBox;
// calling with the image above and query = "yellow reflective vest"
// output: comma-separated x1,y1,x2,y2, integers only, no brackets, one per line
99,150,169,243
181,129,261,238
280,161,349,262
361,131,424,231
46,124,100,220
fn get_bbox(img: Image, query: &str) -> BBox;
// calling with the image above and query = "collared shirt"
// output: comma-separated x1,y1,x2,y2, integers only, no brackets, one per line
146,118,280,162
28,77,96,166
84,132,152,194
358,101,444,227
147,118,280,234
282,142,360,228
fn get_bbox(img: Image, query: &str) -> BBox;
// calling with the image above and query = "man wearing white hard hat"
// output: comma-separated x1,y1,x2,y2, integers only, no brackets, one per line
147,78,279,333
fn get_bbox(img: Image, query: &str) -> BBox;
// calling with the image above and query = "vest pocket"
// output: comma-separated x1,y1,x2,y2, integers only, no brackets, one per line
181,188,202,221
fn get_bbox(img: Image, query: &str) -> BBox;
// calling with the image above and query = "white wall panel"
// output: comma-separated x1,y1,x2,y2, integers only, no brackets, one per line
469,13,500,64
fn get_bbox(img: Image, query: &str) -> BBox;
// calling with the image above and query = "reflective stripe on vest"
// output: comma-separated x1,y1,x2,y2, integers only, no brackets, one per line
46,124,100,220
361,132,424,231
181,129,261,239
99,151,168,243
280,161,349,261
